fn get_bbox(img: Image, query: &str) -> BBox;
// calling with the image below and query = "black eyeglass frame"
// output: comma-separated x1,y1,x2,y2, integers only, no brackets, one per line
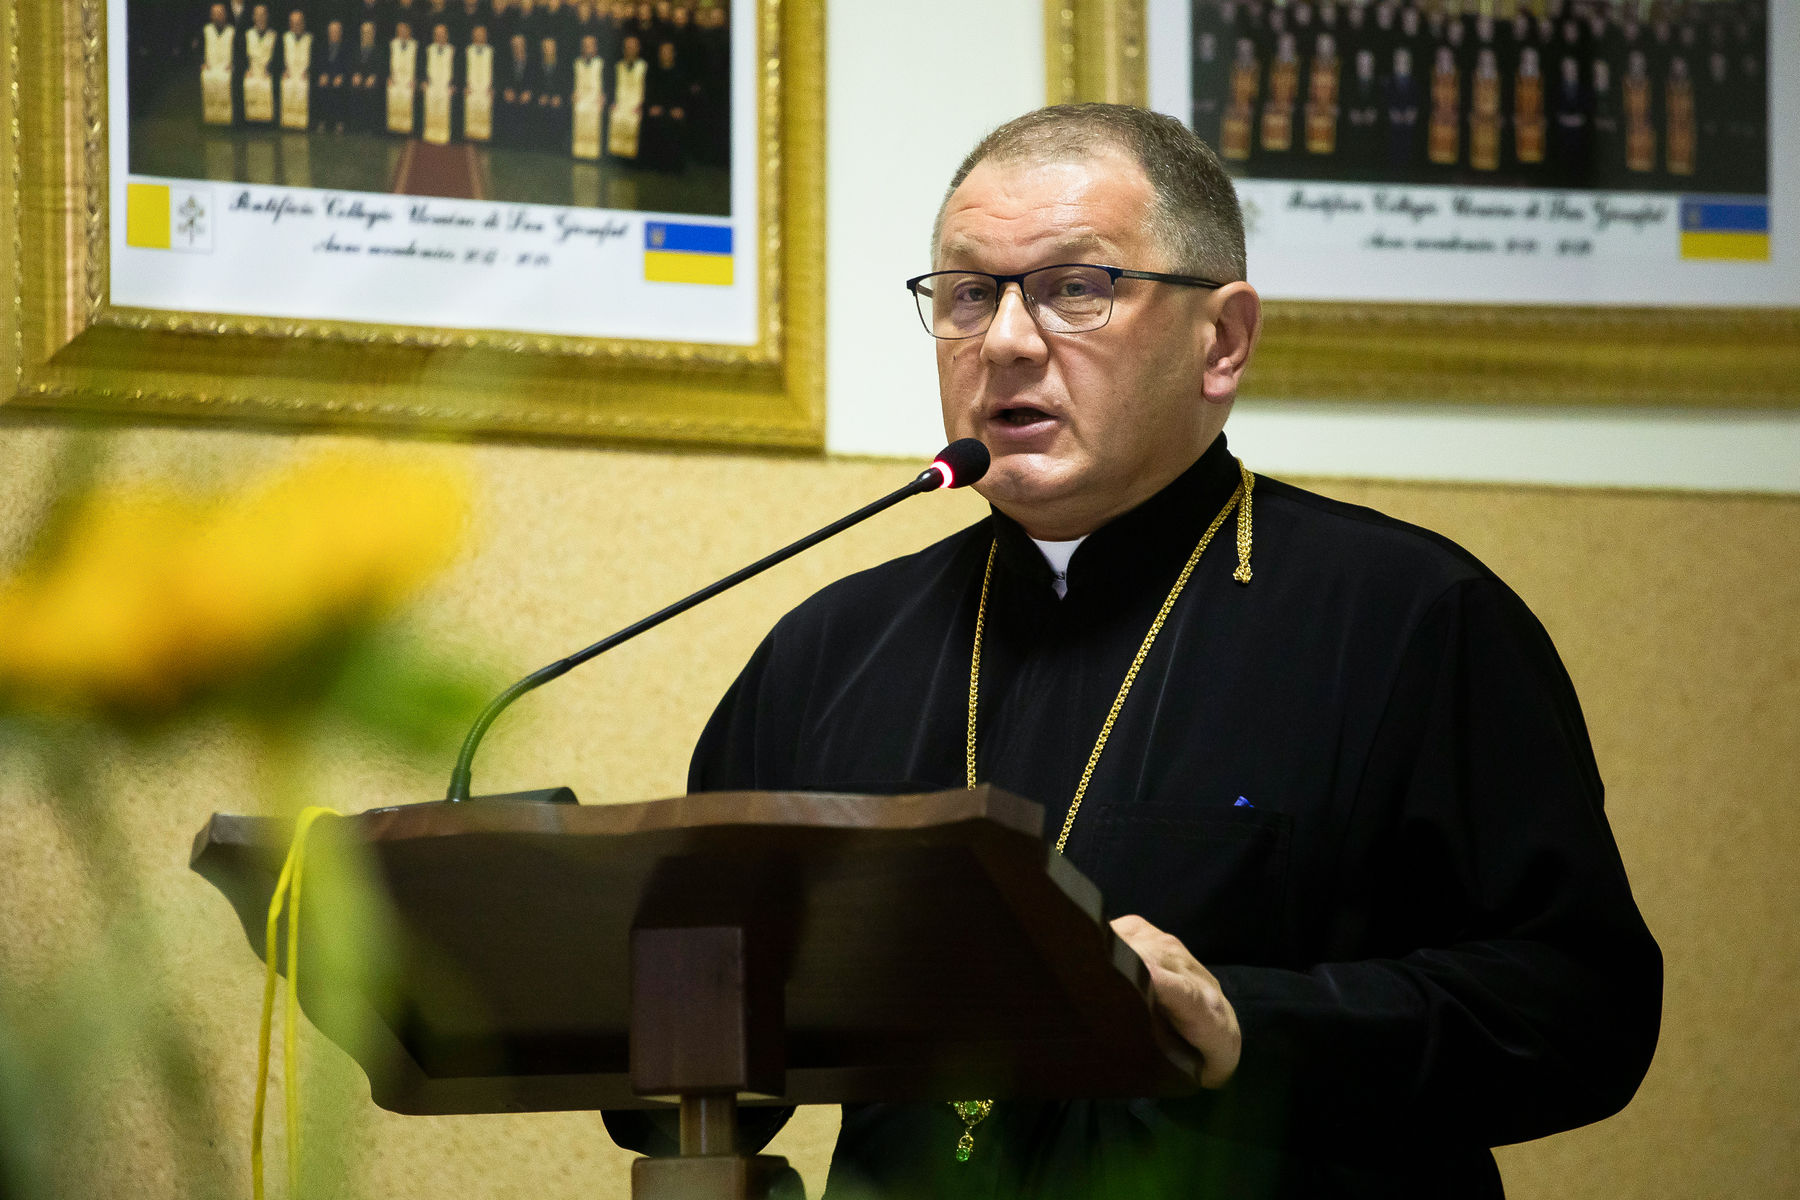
903,263,1227,339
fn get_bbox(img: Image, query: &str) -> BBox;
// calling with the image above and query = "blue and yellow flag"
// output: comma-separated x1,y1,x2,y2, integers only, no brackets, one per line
1679,198,1769,262
644,221,734,285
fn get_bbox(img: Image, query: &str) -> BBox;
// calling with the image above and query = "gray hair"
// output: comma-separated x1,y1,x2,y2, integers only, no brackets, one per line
932,103,1247,282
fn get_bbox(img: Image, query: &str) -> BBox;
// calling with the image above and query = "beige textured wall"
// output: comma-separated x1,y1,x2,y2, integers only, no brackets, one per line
1,423,1796,1199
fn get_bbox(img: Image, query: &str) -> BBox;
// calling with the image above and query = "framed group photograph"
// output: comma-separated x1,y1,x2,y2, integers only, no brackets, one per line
1053,0,1800,406
3,0,824,447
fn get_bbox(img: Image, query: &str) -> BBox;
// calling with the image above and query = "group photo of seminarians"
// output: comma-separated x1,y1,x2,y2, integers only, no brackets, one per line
1190,0,1768,194
126,0,733,213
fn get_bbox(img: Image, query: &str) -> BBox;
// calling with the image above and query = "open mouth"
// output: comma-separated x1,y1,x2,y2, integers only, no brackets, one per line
993,404,1055,427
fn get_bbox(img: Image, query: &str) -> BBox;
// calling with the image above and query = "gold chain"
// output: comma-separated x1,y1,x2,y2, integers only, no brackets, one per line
964,541,995,793
1234,462,1255,584
949,461,1254,1160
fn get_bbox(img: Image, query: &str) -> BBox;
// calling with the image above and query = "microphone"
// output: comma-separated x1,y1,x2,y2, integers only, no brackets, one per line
923,436,990,491
444,439,990,802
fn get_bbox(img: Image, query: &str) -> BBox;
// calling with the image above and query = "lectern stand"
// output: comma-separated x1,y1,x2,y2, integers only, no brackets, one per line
191,786,1200,1199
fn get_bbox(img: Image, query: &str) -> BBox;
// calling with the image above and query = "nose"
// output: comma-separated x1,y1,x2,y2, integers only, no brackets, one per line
979,281,1048,367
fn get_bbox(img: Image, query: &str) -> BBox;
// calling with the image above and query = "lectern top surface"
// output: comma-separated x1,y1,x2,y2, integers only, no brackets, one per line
191,786,1200,1115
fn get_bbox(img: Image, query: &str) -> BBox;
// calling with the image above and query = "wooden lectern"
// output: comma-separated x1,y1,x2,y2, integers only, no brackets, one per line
191,786,1200,1199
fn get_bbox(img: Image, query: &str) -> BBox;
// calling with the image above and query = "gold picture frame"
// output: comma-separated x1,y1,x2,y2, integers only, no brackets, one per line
2,0,824,448
1047,0,1800,408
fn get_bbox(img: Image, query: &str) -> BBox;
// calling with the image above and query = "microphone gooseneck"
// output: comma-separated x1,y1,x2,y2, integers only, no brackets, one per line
445,441,991,802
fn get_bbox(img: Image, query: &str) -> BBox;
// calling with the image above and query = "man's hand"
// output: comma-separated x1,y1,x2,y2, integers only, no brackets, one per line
1110,914,1241,1088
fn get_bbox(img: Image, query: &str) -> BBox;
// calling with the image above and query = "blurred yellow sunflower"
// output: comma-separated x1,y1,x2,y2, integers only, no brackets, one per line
0,454,468,714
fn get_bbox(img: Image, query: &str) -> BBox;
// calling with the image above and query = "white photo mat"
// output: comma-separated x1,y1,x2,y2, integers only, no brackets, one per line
1144,0,1797,308
105,0,763,346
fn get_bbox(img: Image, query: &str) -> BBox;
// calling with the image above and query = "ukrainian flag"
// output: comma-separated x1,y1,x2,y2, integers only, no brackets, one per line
1679,198,1770,262
644,221,734,285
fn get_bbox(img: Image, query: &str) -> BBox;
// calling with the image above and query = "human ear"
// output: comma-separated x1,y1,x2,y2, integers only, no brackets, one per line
1202,282,1262,404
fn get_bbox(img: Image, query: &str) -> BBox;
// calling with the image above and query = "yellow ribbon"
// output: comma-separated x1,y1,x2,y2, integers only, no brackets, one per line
252,806,338,1200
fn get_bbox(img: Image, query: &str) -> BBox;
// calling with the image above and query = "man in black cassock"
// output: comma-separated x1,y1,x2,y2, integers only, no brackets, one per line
639,38,687,172
690,2,729,167
1188,11,1228,152
1384,45,1423,177
345,18,383,133
496,32,534,146
604,104,1661,1199
1340,46,1383,177
1547,52,1591,188
531,34,569,151
314,18,350,131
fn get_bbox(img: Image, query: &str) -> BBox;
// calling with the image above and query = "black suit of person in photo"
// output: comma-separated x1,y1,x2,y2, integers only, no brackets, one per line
1340,47,1383,177
348,19,385,133
314,20,351,131
529,36,569,151
496,34,535,146
639,39,687,172
692,4,730,166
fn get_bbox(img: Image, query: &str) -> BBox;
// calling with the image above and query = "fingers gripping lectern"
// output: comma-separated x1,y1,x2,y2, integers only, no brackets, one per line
191,787,1200,1200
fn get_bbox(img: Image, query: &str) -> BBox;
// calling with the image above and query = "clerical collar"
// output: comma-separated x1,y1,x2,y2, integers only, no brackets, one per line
989,433,1241,603
1028,536,1085,599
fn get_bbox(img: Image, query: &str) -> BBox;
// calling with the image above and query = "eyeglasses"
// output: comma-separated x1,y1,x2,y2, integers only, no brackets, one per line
904,263,1225,339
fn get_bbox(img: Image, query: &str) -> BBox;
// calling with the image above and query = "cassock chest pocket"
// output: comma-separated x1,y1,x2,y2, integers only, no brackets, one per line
1082,804,1293,965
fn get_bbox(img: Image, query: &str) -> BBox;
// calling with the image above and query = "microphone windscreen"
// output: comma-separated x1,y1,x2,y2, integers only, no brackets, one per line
932,439,991,489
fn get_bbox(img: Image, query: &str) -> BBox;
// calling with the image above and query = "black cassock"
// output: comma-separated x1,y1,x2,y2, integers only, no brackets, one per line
350,43,385,133
692,21,730,166
531,57,570,152
606,434,1661,1199
640,59,688,172
495,53,534,146
314,37,351,129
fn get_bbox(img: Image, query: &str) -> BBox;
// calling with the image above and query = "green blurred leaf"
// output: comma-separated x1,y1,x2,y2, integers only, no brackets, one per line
321,627,496,760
